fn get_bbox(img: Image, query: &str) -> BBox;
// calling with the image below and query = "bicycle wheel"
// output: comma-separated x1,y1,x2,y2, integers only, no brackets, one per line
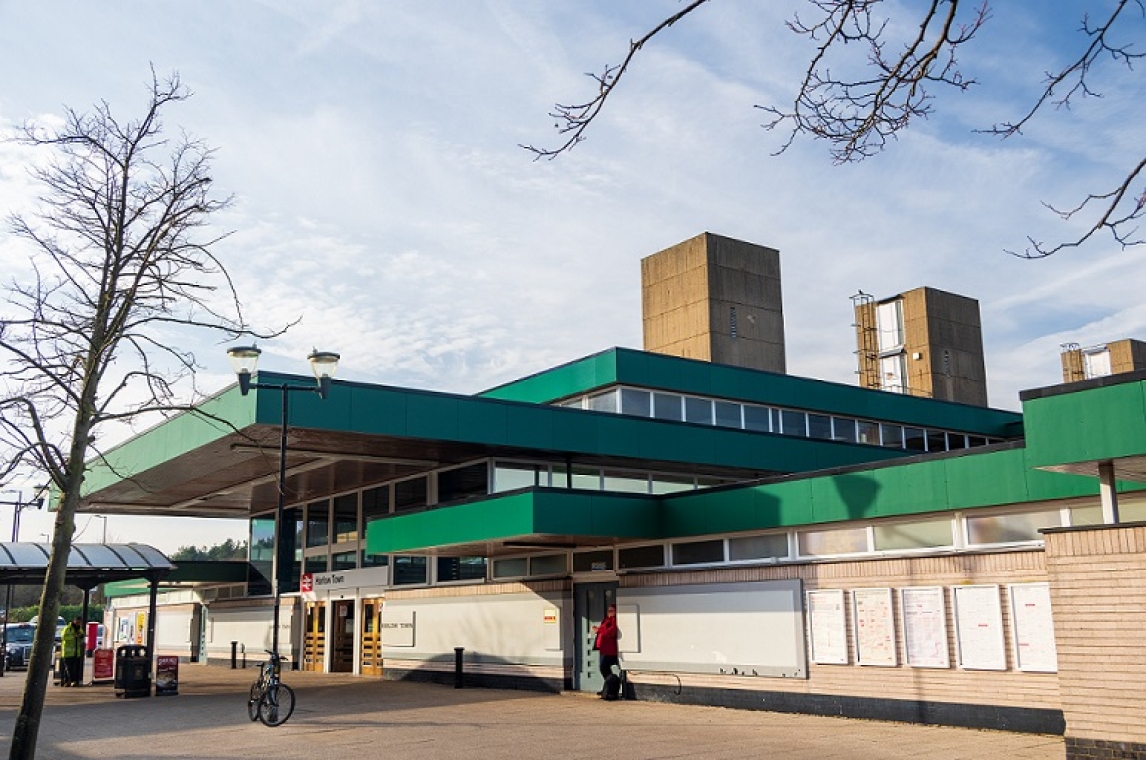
258,682,296,727
247,682,262,722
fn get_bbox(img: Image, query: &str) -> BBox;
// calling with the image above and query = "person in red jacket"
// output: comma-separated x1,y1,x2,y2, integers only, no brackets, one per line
593,604,620,688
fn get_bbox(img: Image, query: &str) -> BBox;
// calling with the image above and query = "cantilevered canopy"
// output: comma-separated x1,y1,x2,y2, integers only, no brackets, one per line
0,543,174,589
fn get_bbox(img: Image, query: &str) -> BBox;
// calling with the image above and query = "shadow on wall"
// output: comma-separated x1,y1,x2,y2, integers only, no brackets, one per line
833,473,881,521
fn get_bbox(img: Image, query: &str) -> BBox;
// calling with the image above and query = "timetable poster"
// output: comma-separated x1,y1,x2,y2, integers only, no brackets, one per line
953,585,1006,670
901,586,950,668
807,589,848,665
1009,583,1058,673
852,588,897,666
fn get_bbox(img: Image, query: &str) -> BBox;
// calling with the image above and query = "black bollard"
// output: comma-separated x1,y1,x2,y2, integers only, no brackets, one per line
454,647,464,689
230,641,238,669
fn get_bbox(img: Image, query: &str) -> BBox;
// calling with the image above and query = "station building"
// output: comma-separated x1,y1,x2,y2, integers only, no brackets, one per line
91,234,1146,760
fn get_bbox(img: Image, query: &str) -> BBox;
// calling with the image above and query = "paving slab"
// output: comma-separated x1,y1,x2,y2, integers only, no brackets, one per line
0,664,1065,759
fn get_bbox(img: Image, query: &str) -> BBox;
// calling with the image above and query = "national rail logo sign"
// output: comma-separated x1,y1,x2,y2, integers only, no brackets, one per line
300,573,314,593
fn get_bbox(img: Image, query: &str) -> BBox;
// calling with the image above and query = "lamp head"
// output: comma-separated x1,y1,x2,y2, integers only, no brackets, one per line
227,345,262,395
307,350,340,399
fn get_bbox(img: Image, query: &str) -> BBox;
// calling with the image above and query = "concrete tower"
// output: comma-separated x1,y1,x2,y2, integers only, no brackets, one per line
641,232,786,373
854,286,988,406
1061,338,1146,382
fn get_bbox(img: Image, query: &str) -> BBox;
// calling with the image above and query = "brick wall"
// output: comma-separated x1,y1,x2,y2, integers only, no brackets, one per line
1044,524,1146,758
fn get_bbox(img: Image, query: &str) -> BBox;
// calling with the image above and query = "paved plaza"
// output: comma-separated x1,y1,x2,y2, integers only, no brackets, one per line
0,665,1064,759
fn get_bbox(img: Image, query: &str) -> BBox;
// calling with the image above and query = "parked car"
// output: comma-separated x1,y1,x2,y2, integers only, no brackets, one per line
3,623,36,670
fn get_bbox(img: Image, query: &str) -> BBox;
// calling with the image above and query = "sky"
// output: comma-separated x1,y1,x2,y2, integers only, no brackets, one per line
0,1,1143,552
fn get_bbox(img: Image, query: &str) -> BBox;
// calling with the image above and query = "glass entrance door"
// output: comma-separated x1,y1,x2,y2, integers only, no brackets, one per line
331,599,355,673
360,599,383,676
303,601,326,672
574,582,617,693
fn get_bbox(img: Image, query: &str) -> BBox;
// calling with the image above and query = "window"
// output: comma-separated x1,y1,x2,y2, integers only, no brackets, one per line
1082,347,1112,379
437,556,487,583
588,390,618,413
743,404,770,432
620,388,651,417
714,401,741,428
876,299,904,351
857,420,881,445
570,466,600,490
618,544,665,570
362,485,390,524
808,414,832,440
832,417,858,443
672,539,724,565
392,556,427,585
879,353,907,393
572,550,613,573
306,500,329,548
493,462,541,493
333,494,358,543
304,555,328,574
651,474,694,494
798,526,868,556
904,427,926,452
332,551,357,570
438,462,489,503
926,430,947,452
780,409,806,436
881,423,904,448
728,533,788,561
684,396,713,424
530,554,568,576
966,510,1061,545
602,470,649,493
653,392,683,421
394,477,427,512
873,518,953,550
247,516,275,596
967,435,987,448
493,557,528,579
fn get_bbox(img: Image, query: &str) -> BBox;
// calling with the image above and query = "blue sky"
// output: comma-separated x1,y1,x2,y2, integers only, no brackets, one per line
1,1,1143,550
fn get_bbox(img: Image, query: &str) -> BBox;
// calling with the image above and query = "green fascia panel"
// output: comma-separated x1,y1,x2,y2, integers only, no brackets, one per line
103,579,150,598
481,348,1020,436
480,350,620,403
81,385,256,496
364,489,661,553
658,445,1127,537
1023,380,1146,468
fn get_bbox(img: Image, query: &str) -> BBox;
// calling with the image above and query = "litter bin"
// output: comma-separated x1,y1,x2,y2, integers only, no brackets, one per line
114,645,150,699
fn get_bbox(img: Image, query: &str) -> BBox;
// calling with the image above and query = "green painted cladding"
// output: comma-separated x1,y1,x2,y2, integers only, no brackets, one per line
365,490,662,553
363,445,1118,553
81,385,257,496
1023,379,1146,468
480,348,1021,436
659,446,1104,538
245,373,915,473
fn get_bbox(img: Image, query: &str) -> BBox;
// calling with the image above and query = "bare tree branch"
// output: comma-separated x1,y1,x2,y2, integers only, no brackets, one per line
520,0,713,159
526,0,1145,257
762,0,988,162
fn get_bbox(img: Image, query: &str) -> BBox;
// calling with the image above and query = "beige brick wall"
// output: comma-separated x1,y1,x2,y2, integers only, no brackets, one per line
623,551,1061,710
1044,525,1146,745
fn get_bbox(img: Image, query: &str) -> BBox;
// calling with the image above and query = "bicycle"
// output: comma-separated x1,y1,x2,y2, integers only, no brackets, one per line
247,650,296,727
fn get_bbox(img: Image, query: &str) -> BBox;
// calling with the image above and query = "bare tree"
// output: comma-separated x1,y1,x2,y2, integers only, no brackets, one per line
523,0,1145,258
0,71,276,759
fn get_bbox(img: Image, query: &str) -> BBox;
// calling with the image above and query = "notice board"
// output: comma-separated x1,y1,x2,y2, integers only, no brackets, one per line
952,585,1006,670
900,586,949,668
806,589,848,665
617,579,806,678
852,588,897,666
1009,583,1058,673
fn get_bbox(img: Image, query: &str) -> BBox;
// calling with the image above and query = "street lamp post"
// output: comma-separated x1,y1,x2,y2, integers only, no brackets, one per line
0,487,46,677
227,346,340,661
